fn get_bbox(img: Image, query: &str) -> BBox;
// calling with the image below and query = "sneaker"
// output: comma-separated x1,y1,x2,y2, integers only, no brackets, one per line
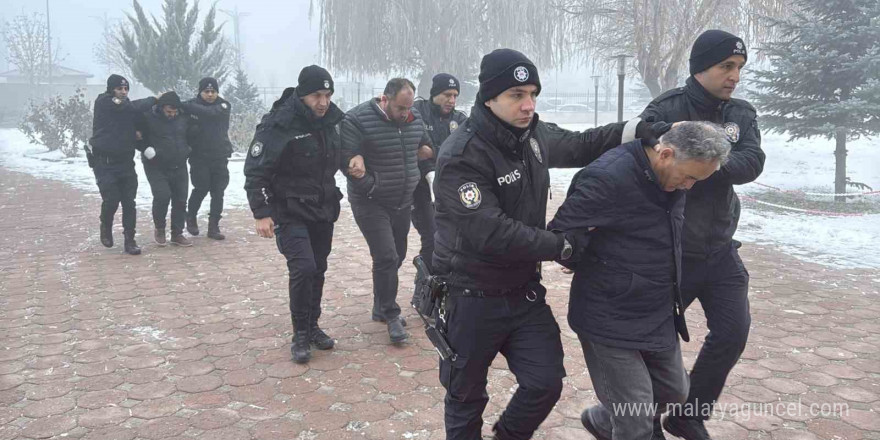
170,233,193,247
154,228,167,246
663,416,711,440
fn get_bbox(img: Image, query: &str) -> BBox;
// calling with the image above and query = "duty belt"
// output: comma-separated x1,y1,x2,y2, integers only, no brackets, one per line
448,284,536,300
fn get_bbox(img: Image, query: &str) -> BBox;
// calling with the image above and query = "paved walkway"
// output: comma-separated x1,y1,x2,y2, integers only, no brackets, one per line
0,168,878,440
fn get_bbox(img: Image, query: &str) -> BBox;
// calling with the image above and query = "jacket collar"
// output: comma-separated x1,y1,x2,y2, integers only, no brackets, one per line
625,140,685,204
685,76,724,113
469,103,537,156
271,91,344,131
370,98,416,125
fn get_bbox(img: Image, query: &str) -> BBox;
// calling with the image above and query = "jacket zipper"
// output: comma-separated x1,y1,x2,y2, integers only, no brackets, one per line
398,127,407,208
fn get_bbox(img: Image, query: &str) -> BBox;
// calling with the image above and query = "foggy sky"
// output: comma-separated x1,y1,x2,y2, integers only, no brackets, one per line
0,0,320,88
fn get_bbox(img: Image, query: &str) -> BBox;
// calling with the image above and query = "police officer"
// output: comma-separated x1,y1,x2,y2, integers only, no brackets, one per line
411,73,468,270
244,65,344,364
639,30,765,439
88,74,156,255
139,91,193,247
432,48,657,440
184,77,233,240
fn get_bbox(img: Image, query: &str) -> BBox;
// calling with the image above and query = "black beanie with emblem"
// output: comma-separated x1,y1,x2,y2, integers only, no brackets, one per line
296,65,334,97
689,29,748,75
106,74,129,91
430,73,460,98
477,49,541,104
198,77,219,93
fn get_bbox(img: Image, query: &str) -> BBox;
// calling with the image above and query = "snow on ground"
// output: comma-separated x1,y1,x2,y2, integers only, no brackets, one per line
1,125,878,269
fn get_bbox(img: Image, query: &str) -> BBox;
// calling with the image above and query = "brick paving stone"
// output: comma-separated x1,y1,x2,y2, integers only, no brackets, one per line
3,168,880,439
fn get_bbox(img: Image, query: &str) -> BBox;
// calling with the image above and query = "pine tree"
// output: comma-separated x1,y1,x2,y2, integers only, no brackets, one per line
118,0,228,93
751,0,880,202
225,68,261,114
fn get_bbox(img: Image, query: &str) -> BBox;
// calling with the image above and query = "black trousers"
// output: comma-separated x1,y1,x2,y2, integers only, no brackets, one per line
679,243,751,420
275,221,334,328
187,158,229,220
410,178,435,270
440,284,566,440
350,199,410,321
144,163,189,233
94,163,138,233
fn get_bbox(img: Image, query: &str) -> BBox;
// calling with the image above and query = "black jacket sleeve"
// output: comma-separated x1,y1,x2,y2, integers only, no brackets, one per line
435,150,562,263
243,131,284,219
716,117,764,185
545,121,625,168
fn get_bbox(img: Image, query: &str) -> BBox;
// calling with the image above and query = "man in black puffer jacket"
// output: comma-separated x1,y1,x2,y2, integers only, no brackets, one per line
184,77,233,240
340,78,432,344
548,122,731,440
88,74,156,255
139,91,193,248
639,30,765,440
244,65,344,364
411,73,468,270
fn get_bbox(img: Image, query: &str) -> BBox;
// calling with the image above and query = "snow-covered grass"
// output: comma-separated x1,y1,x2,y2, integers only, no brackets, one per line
1,126,878,269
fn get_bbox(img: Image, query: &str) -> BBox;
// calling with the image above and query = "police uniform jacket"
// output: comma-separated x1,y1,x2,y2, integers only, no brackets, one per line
413,98,467,175
89,93,156,165
138,106,191,169
183,96,233,163
340,98,432,209
640,77,764,258
432,103,626,290
547,140,689,351
243,90,345,224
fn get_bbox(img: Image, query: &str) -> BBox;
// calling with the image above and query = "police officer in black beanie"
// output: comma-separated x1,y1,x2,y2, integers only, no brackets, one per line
88,74,157,255
244,65,344,363
640,30,764,439
411,73,467,270
432,48,662,440
183,77,233,240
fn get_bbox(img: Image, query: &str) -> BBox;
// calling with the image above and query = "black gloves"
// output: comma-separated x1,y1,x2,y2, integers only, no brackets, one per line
636,119,674,148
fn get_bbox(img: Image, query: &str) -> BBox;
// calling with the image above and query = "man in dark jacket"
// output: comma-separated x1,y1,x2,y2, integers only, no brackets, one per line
411,73,468,270
88,74,156,255
184,77,233,240
639,30,765,439
340,78,432,344
244,65,344,364
548,122,731,440
432,48,659,440
139,91,193,247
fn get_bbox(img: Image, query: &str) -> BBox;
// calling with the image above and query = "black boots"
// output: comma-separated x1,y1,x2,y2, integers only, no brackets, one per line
207,217,225,240
387,317,409,343
186,213,199,236
100,223,113,248
123,231,141,255
291,317,311,364
310,323,335,350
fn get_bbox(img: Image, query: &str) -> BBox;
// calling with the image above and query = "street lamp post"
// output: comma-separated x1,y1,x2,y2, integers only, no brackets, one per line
615,54,631,122
591,75,601,127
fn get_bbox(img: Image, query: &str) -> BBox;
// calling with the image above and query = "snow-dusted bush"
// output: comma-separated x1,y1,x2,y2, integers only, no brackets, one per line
18,88,92,158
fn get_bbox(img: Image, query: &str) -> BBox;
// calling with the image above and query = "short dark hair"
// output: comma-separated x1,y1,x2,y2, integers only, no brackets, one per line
383,78,415,99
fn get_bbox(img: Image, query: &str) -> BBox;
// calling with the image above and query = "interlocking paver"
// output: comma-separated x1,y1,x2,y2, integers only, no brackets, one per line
2,168,879,439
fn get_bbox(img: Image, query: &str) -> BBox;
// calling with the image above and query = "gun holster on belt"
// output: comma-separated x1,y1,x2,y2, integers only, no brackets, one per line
411,255,456,361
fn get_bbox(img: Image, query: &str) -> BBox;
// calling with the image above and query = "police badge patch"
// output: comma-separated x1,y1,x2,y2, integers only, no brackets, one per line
221,102,228,110
458,182,482,209
723,122,741,143
324,80,330,89
514,66,529,82
112,97,123,105
250,142,264,157
529,138,543,163
449,120,459,132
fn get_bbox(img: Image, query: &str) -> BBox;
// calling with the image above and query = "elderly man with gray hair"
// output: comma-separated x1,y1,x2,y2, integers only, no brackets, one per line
547,121,731,440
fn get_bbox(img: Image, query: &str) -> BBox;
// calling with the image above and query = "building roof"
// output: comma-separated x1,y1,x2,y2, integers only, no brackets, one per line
0,64,94,78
